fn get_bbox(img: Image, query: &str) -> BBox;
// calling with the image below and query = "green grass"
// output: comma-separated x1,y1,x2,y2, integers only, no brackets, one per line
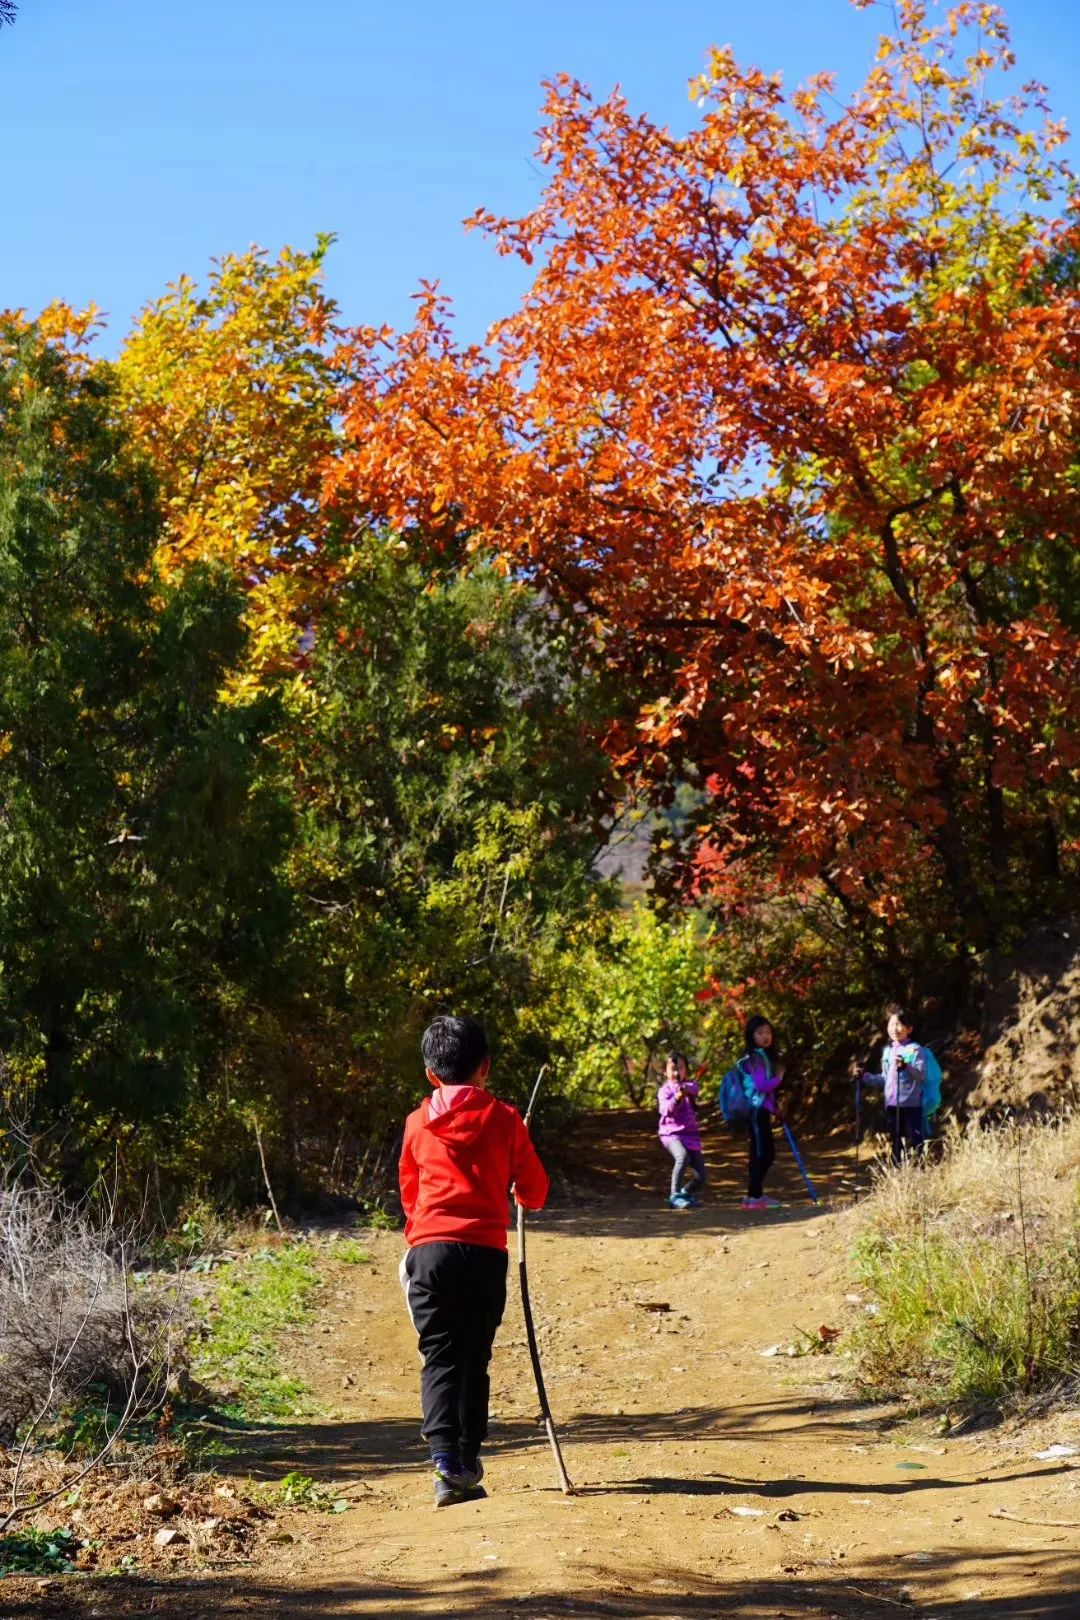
851,1118,1080,1410
335,1239,371,1265
193,1243,321,1419
854,1226,1080,1404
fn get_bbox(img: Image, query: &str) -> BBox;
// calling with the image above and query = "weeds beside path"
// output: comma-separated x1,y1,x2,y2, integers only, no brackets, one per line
853,1116,1080,1410
12,1121,1080,1618
192,1241,323,1419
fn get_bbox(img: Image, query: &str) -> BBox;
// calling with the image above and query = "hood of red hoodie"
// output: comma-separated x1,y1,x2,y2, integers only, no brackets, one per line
422,1085,498,1143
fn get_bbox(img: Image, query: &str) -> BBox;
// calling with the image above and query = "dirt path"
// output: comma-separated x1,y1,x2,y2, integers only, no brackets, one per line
25,1119,1080,1617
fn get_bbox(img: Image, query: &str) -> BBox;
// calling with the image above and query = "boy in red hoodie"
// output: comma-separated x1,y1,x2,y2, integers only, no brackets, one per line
399,1015,549,1507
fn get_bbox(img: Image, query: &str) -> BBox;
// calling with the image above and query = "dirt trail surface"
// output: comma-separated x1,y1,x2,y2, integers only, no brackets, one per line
21,1116,1080,1618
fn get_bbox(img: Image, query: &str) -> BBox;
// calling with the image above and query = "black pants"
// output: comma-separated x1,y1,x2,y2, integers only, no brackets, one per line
885,1105,925,1165
401,1241,508,1459
747,1111,775,1198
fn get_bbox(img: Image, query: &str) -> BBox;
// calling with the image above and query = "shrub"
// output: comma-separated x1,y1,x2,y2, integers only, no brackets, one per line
852,1117,1080,1409
0,1180,182,1441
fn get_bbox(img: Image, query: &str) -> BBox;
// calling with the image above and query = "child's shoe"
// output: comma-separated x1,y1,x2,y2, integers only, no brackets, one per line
432,1452,486,1507
459,1455,484,1489
741,1196,768,1211
668,1193,692,1209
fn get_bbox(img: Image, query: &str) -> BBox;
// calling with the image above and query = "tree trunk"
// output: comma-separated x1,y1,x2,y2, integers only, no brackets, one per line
620,1051,645,1107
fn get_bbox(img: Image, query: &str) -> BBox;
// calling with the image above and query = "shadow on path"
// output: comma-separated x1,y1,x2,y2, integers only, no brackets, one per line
16,1548,1080,1619
211,1404,1075,1514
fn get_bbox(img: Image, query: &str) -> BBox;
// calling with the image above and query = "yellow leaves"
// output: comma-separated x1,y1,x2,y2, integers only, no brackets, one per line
117,243,347,701
35,301,103,349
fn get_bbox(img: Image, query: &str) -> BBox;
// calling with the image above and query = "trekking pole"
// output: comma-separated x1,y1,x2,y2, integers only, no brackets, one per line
854,1073,861,1193
894,1071,902,1167
781,1121,819,1204
516,1064,575,1495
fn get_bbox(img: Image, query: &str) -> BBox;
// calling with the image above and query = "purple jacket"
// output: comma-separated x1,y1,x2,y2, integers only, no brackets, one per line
741,1051,782,1115
882,1042,926,1108
657,1079,702,1150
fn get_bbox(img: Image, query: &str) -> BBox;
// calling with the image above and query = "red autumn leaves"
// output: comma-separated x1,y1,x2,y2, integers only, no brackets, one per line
328,1,1080,933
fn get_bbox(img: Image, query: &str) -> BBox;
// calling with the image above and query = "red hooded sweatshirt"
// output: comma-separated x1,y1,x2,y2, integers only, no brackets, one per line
399,1084,549,1251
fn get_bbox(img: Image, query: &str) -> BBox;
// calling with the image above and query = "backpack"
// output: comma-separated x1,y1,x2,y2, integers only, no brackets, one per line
921,1045,943,1134
718,1061,752,1126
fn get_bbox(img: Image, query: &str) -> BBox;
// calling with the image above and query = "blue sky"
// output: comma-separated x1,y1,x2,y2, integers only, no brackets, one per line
3,1,1077,352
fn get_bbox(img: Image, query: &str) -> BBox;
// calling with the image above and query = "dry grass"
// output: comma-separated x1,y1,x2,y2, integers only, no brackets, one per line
0,1175,190,1535
0,1183,182,1439
851,1114,1080,1409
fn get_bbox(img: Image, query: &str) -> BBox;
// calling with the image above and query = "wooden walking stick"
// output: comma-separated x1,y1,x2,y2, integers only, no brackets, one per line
516,1064,575,1494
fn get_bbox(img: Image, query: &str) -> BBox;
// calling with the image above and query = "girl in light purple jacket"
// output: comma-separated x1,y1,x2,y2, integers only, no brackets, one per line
657,1052,706,1209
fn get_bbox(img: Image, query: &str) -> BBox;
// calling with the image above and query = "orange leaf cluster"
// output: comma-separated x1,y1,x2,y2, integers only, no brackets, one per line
330,1,1080,931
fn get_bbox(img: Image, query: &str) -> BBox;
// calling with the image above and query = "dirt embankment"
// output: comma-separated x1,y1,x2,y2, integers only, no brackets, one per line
960,918,1080,1117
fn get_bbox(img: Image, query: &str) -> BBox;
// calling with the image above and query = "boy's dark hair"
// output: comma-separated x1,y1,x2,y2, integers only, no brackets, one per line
744,1014,780,1062
885,1003,914,1028
421,1015,490,1084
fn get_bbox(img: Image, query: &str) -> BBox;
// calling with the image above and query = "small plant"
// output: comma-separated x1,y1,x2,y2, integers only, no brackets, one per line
146,1204,220,1270
267,1472,349,1513
0,1182,182,1441
46,1391,163,1457
0,1526,78,1576
177,1214,207,1250
335,1240,371,1265
793,1324,842,1356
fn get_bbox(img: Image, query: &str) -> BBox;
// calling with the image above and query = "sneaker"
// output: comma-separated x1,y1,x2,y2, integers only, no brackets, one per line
668,1194,692,1209
435,1474,486,1507
432,1453,486,1507
459,1455,484,1489
741,1196,768,1211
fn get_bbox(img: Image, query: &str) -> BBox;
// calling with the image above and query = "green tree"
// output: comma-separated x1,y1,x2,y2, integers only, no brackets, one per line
551,906,718,1106
243,542,623,1182
0,322,291,1181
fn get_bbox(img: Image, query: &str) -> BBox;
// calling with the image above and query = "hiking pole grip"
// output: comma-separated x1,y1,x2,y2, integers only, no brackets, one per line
517,1065,575,1495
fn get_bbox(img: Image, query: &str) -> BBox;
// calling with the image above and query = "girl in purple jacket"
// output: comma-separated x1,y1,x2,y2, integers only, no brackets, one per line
740,1015,784,1210
657,1052,706,1209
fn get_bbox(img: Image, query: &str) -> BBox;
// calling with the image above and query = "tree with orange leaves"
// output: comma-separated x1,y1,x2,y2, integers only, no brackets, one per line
333,0,1080,957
